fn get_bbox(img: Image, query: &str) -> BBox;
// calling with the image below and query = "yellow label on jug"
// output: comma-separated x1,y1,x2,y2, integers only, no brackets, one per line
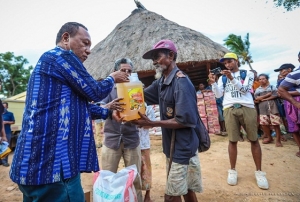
128,88,143,110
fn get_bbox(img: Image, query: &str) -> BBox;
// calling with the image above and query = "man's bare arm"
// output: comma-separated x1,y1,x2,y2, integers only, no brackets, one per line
278,86,300,109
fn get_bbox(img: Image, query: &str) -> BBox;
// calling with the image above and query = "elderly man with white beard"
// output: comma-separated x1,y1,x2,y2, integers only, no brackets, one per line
131,39,204,202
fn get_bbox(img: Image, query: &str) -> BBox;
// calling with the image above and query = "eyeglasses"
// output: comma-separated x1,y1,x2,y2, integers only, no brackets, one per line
120,69,132,74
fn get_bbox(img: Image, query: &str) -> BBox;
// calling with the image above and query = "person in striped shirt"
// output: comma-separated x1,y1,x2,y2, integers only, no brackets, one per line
278,60,300,158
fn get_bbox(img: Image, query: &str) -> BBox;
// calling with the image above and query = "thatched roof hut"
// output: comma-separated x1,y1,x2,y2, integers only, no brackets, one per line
84,8,228,87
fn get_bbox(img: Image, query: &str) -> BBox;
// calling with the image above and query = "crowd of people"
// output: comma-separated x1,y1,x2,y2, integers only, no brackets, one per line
205,54,300,152
0,21,299,202
206,52,300,191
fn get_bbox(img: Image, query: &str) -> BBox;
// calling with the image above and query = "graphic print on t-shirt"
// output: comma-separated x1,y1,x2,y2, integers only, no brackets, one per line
224,75,253,98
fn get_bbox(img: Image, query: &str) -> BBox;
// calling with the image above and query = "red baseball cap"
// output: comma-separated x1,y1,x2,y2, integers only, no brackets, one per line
142,39,177,59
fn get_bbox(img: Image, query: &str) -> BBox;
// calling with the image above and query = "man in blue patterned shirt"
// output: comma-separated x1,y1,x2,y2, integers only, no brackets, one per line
10,22,128,202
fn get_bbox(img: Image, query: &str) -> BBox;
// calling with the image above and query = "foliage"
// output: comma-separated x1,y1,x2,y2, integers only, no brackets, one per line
273,0,300,11
223,33,254,70
0,52,33,97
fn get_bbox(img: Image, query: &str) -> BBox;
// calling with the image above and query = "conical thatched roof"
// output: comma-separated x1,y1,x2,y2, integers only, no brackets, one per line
84,8,228,80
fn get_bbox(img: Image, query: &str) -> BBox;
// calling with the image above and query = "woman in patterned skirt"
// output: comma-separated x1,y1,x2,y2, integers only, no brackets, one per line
254,74,283,147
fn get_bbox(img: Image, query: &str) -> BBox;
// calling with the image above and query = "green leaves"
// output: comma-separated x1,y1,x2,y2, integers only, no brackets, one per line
0,52,33,98
273,0,300,11
223,33,254,70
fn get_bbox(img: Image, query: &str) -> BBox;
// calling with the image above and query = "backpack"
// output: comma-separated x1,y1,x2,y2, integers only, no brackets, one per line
222,69,247,88
194,116,210,152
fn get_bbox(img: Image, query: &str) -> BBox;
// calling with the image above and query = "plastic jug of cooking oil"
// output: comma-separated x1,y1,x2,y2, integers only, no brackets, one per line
116,73,145,121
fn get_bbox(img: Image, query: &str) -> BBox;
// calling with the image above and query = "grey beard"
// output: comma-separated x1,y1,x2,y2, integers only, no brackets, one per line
154,65,166,79
155,70,162,79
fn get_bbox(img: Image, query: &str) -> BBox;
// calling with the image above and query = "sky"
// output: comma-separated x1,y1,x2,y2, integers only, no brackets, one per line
1,0,299,85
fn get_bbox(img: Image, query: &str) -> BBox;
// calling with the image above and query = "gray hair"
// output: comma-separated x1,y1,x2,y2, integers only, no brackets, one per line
114,58,134,71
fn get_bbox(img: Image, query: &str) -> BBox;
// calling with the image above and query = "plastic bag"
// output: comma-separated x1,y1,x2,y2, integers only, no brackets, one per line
0,141,11,159
93,164,138,202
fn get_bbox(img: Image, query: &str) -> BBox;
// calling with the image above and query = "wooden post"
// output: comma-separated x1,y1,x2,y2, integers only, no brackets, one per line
206,62,211,75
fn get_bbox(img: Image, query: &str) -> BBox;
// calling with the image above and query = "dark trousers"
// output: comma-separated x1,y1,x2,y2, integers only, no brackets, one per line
18,173,84,202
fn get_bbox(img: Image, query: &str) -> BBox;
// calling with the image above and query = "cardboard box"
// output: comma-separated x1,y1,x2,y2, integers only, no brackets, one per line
204,99,216,105
207,116,218,122
197,99,205,106
197,93,204,99
206,105,218,110
206,110,218,116
203,96,211,101
198,105,206,111
203,91,214,97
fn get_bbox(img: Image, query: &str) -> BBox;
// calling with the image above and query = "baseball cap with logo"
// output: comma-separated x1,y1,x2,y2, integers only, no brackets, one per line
274,63,295,72
142,39,177,59
219,53,238,62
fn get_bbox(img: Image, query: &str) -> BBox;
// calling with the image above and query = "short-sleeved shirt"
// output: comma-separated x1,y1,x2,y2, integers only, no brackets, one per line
280,69,300,92
254,85,279,115
144,66,199,165
2,110,15,135
277,79,296,91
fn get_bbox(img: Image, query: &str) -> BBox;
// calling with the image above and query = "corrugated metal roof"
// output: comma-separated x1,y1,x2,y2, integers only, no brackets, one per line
4,91,26,102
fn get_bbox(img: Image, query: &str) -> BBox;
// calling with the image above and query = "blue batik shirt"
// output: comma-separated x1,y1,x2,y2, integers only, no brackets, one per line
10,47,114,185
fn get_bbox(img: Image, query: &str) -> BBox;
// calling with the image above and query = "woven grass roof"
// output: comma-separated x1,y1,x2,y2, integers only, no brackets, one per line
84,8,228,79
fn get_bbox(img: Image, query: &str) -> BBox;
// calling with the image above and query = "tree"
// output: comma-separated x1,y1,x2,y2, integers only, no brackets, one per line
0,52,33,97
273,0,300,11
223,33,254,70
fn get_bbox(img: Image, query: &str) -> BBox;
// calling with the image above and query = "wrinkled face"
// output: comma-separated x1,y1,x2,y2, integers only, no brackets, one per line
151,51,171,79
118,63,132,77
222,59,238,71
258,75,268,85
68,27,91,62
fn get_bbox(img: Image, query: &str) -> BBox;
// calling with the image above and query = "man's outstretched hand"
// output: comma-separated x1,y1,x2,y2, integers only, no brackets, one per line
112,110,124,122
109,71,130,83
131,112,152,127
104,98,125,112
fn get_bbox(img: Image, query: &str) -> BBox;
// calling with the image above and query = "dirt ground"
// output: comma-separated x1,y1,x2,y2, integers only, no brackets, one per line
1,134,300,202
